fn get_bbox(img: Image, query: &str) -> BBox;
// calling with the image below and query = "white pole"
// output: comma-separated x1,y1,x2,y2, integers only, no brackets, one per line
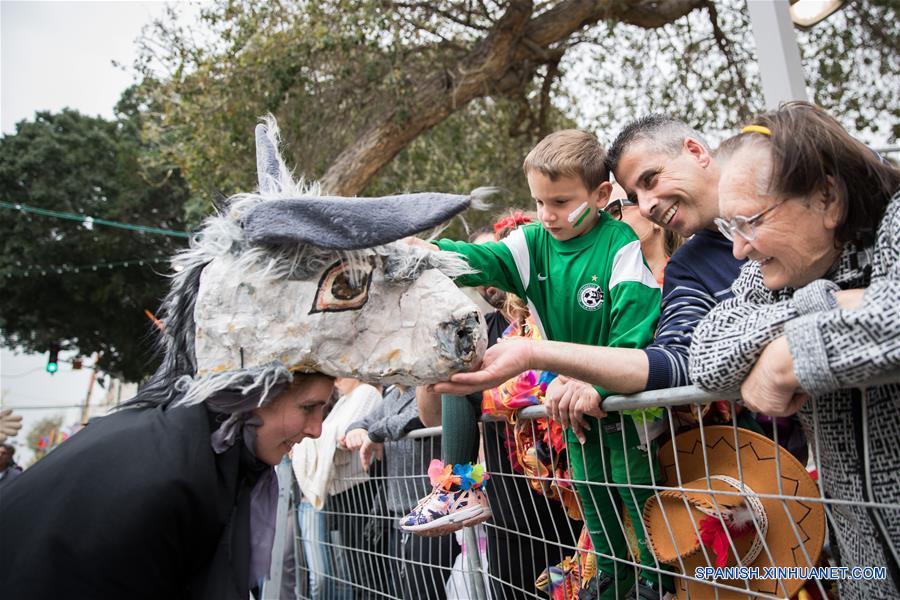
746,0,809,107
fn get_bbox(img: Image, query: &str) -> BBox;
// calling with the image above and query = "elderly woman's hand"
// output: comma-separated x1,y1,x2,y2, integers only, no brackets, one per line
834,288,865,310
741,336,809,417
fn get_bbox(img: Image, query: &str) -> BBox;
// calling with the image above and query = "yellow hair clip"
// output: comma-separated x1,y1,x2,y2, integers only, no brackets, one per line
742,125,772,136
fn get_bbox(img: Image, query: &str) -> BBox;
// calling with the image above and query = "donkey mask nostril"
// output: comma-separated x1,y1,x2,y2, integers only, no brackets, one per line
438,312,481,366
455,318,475,355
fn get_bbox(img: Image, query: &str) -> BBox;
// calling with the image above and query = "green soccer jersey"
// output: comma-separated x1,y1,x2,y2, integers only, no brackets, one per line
435,212,661,390
439,213,664,585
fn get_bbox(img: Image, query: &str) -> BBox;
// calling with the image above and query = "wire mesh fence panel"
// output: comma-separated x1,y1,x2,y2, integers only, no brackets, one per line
480,417,581,599
277,375,900,600
289,430,477,600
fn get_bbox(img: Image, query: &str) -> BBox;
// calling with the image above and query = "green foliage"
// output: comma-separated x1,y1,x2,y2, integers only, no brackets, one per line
366,96,575,238
0,108,191,381
578,0,898,142
137,1,445,209
800,0,899,140
136,0,896,219
135,0,567,215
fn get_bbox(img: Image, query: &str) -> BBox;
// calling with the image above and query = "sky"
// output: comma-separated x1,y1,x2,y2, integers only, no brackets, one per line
1,1,179,134
0,1,185,463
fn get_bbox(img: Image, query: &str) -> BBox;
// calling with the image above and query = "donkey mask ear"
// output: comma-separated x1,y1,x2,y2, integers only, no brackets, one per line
247,119,495,250
255,123,281,194
242,192,482,250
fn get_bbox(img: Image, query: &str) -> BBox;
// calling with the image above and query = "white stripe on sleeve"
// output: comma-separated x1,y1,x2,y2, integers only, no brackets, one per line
501,227,531,290
609,240,659,290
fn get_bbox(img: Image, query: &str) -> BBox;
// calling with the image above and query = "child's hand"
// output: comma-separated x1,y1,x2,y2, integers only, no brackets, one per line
833,288,865,310
402,236,438,251
359,438,384,472
342,428,369,451
545,376,603,444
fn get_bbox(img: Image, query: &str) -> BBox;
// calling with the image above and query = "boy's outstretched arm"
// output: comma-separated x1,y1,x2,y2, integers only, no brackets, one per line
405,234,524,294
432,338,649,396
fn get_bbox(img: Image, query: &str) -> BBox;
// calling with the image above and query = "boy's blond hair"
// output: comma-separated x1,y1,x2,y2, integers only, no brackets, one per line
522,129,609,192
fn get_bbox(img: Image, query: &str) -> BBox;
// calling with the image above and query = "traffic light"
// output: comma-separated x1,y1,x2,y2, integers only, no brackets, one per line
46,343,60,374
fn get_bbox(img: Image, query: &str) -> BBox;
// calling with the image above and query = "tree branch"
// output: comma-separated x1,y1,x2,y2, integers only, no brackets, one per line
703,0,750,99
319,0,706,195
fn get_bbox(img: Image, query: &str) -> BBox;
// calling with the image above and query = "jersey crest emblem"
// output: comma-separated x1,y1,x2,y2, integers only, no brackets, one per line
577,283,603,311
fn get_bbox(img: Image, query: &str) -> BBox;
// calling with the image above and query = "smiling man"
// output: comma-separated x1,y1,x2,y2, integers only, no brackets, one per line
612,118,721,238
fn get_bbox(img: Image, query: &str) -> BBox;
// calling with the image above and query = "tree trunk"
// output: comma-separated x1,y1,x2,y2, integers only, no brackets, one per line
319,0,705,195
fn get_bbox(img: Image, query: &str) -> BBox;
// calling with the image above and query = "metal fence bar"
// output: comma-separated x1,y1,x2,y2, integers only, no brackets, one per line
263,457,297,599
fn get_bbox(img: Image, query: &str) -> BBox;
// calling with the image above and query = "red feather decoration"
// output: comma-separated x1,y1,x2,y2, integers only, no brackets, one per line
697,506,755,568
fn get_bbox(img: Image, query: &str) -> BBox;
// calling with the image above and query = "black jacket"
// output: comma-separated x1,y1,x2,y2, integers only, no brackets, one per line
0,403,267,600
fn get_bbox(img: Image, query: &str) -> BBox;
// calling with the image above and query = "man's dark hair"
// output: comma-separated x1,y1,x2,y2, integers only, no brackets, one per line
1,443,14,456
607,114,710,176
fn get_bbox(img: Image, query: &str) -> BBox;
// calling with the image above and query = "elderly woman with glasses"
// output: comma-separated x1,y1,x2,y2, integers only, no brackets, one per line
689,101,900,600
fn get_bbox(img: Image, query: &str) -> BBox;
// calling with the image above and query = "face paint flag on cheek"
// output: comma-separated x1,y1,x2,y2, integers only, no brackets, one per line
567,201,590,227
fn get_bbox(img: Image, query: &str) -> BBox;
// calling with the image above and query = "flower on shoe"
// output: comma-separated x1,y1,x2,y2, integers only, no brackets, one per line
448,462,491,490
428,459,446,486
428,459,461,489
453,463,475,490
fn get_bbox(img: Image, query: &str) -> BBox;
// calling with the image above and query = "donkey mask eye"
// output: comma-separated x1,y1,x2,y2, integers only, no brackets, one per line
311,258,375,313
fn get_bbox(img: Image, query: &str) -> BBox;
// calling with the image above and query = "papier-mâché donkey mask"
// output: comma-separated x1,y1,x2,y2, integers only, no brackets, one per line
152,117,488,406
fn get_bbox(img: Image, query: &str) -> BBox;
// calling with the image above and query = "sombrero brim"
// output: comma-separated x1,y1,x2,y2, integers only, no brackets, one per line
645,426,825,599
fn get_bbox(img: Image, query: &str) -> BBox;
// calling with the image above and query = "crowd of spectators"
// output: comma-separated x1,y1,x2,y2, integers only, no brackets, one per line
293,101,899,600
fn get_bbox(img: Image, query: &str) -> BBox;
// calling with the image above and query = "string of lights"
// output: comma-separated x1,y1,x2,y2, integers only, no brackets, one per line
3,257,171,278
0,200,193,238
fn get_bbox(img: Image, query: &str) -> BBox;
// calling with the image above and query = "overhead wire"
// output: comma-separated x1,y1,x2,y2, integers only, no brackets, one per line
0,200,193,238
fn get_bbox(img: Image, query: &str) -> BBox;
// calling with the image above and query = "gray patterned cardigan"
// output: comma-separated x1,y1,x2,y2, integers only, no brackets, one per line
690,191,900,600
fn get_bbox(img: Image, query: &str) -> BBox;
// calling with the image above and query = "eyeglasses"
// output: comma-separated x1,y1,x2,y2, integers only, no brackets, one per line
604,197,638,220
714,198,787,242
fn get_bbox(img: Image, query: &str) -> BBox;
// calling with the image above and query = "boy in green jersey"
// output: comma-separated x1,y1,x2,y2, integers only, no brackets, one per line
404,130,663,598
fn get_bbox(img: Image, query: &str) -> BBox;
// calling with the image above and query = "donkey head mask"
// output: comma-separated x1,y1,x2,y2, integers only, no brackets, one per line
148,117,488,407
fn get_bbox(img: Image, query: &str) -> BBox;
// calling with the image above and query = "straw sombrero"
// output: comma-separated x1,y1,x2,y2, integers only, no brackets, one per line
644,426,825,599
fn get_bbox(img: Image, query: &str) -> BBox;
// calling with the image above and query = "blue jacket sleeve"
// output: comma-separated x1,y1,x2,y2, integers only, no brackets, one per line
643,254,720,390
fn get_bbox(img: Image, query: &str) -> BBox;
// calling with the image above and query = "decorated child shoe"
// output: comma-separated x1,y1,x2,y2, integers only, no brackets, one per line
399,460,491,536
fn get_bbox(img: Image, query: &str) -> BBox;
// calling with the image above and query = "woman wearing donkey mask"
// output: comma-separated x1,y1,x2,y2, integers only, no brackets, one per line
0,118,492,600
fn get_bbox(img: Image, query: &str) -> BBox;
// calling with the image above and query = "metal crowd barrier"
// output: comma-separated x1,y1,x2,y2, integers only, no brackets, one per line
264,376,900,599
